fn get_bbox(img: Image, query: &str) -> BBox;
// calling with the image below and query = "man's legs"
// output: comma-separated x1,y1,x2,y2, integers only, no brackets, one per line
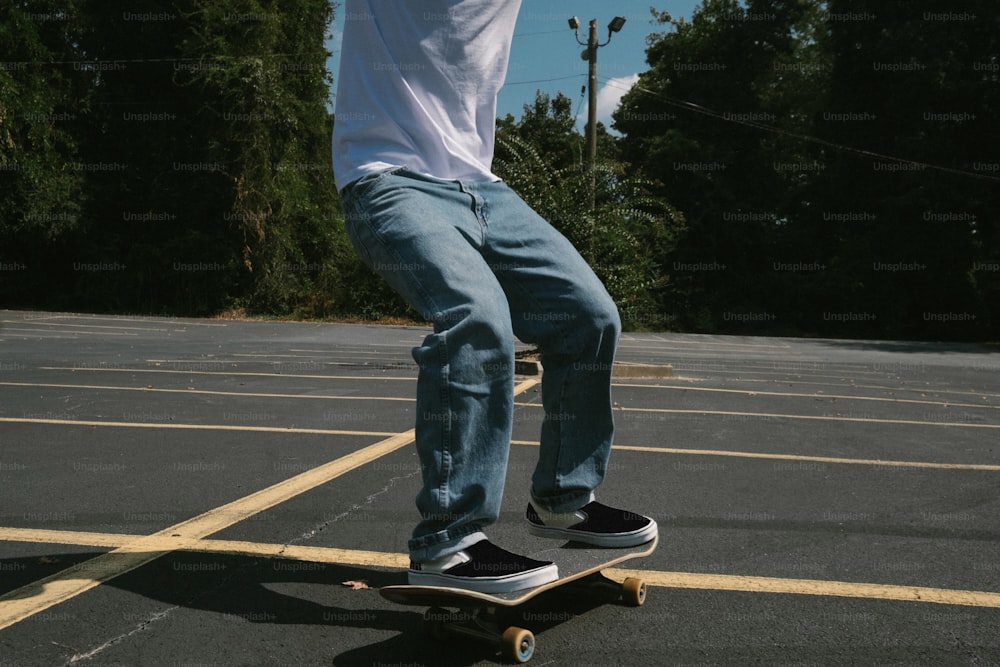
472,181,620,511
477,180,657,547
342,169,654,575
341,168,519,563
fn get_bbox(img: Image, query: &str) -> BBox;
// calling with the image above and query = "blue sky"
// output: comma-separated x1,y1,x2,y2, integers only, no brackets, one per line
327,1,702,133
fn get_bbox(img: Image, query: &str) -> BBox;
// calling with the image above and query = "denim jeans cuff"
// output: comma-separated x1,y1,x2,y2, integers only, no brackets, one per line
409,530,489,563
529,489,596,514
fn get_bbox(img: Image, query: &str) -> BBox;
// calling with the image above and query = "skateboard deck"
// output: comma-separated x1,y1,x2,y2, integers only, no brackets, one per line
380,535,657,663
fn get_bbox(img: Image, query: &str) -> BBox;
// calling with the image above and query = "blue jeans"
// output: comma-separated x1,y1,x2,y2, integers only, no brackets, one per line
341,168,621,561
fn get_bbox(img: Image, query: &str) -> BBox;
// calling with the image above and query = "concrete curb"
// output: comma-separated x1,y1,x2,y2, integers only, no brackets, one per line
611,362,674,379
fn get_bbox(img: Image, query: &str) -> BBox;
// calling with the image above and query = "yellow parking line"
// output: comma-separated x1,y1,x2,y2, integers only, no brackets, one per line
3,527,997,610
1,328,138,337
611,382,1000,411
1,314,225,328
0,430,416,631
39,367,417,381
613,444,1000,472
510,440,1000,471
0,319,170,333
0,381,415,403
0,378,540,630
513,403,1000,428
0,528,136,549
607,568,1000,608
619,337,791,351
0,528,409,569
626,407,1000,429
0,417,400,437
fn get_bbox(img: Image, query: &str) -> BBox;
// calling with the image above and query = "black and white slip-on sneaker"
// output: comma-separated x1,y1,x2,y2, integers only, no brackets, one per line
526,501,658,547
408,539,559,594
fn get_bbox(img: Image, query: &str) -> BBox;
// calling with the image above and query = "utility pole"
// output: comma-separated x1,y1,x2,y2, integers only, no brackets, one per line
585,18,599,171
569,15,626,208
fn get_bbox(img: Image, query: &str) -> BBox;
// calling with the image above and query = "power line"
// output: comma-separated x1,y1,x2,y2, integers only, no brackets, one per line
6,51,997,185
512,28,568,39
599,76,1000,184
504,73,583,87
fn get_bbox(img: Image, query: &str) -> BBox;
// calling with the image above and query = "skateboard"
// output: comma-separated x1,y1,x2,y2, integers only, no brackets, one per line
380,535,657,663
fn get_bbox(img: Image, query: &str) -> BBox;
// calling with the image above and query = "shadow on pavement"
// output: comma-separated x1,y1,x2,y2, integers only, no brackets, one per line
2,549,619,666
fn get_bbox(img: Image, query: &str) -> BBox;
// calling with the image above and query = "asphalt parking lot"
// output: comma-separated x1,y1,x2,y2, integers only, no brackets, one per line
1,309,999,666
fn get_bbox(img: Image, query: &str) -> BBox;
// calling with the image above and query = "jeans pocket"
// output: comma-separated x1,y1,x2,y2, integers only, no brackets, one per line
341,168,404,267
342,196,377,268
342,165,406,202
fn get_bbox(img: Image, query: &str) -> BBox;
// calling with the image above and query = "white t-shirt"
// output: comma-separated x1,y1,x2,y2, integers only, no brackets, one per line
331,0,522,191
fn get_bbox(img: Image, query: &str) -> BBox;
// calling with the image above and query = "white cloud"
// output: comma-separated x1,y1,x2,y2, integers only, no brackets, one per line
578,73,641,134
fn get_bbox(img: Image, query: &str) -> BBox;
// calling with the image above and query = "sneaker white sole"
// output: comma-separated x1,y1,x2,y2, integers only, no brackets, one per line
527,521,658,548
407,563,559,594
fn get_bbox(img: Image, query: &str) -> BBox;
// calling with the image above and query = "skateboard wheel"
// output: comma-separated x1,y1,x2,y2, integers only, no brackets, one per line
423,607,449,641
501,626,535,663
622,577,646,607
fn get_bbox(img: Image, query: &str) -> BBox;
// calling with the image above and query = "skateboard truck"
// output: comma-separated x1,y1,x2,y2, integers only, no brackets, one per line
421,573,646,663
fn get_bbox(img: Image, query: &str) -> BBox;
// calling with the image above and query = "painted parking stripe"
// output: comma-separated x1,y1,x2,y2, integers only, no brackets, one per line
0,430,416,631
612,444,1000,472
0,328,138,337
0,378,540,630
611,382,1000,411
3,528,997,610
39,367,417,381
606,568,1000,608
0,314,225,328
509,440,1000,471
0,381,415,403
623,407,1000,429
618,337,791,351
0,528,135,549
0,528,409,569
0,319,171,333
0,417,400,437
515,405,1000,428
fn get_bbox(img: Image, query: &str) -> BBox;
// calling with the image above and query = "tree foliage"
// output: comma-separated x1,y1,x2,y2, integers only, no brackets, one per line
2,1,997,340
1,0,360,318
1,1,88,274
614,0,999,339
496,93,683,330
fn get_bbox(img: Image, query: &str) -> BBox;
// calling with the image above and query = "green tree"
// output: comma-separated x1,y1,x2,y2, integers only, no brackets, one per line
61,2,246,313
615,0,829,334
496,92,683,329
809,0,1000,339
1,0,361,318
498,91,583,171
0,2,89,305
616,0,998,339
174,0,348,318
